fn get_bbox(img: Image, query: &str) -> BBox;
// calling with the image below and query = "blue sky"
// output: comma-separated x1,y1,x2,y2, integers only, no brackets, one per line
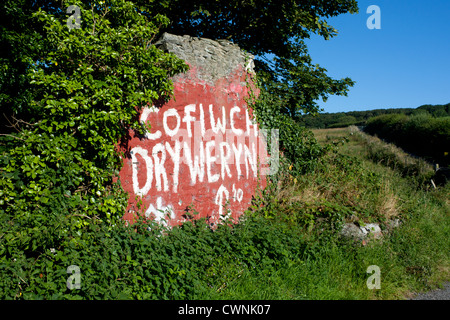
304,0,450,113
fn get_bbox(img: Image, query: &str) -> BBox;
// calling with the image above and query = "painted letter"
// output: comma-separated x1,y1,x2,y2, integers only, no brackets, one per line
205,140,220,183
140,106,162,140
230,106,243,135
209,104,226,134
131,146,153,196
165,140,181,193
232,143,243,180
244,142,257,178
215,185,230,218
145,196,174,227
183,104,196,138
163,108,181,137
219,142,232,180
184,141,205,185
245,108,258,137
199,103,206,137
152,143,168,192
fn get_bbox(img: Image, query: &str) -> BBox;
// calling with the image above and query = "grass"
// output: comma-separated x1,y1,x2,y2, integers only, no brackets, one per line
2,127,448,300
197,126,449,300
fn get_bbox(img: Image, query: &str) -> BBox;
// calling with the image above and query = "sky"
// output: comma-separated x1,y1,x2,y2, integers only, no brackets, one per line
303,0,450,113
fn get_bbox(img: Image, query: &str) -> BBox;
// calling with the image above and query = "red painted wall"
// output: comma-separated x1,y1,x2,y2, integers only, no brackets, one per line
119,62,268,227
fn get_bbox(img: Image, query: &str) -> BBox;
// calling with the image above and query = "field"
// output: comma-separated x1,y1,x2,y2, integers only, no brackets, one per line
202,127,449,299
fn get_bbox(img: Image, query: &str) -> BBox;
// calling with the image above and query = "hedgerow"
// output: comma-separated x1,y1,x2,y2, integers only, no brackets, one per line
0,0,346,300
0,0,188,298
364,113,450,166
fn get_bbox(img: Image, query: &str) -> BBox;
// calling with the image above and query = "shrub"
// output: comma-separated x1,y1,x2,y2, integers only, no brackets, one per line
251,87,327,178
364,114,450,166
0,0,188,298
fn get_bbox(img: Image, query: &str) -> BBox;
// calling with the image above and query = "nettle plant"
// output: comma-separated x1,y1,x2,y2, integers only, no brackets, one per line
251,86,327,178
0,0,188,256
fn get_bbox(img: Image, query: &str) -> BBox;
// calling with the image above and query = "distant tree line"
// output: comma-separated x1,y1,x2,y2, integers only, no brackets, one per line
299,103,450,129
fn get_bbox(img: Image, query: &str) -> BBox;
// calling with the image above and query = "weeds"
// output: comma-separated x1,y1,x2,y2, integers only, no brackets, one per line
348,126,435,186
1,127,448,300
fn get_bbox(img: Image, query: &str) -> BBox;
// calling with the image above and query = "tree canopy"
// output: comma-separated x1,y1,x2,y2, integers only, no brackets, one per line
0,0,361,219
0,0,187,256
136,0,358,56
1,0,359,130
136,0,358,117
0,0,359,297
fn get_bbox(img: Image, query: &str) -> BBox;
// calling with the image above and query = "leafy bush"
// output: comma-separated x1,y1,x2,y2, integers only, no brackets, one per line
1,129,448,299
0,0,187,295
0,202,311,299
251,87,327,177
364,113,450,166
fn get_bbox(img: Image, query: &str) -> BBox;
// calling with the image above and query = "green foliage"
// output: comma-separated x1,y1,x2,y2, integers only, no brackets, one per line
251,86,328,177
0,0,46,120
0,204,307,299
255,42,355,118
364,113,450,166
299,103,450,129
137,0,358,117
137,0,359,58
0,0,187,283
2,141,448,299
416,103,450,117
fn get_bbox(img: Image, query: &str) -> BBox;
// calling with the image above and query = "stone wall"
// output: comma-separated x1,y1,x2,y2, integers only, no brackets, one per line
119,33,269,227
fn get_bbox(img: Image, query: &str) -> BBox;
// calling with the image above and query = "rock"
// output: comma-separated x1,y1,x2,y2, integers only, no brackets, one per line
339,222,383,243
360,223,383,239
340,218,403,245
385,218,401,232
339,223,366,241
155,32,255,86
119,33,263,227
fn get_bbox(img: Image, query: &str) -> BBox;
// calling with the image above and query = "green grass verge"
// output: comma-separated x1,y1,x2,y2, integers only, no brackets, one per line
1,128,448,300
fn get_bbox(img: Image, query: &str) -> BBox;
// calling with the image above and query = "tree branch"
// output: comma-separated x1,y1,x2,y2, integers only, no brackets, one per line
0,133,25,141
